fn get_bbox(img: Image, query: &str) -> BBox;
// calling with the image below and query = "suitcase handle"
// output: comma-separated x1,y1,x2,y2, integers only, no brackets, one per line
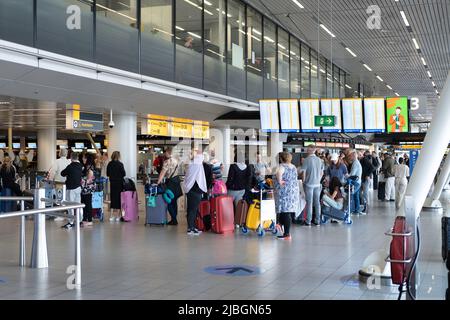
385,229,413,237
385,257,413,264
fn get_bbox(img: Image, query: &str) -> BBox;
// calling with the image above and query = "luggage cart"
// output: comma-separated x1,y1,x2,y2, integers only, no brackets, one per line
92,177,108,221
241,189,278,237
320,176,356,225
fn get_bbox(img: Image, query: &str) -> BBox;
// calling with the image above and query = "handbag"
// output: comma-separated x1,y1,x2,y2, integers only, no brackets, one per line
164,164,183,200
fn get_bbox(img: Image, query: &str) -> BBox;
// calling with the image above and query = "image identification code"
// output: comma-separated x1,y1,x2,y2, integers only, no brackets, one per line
178,304,272,318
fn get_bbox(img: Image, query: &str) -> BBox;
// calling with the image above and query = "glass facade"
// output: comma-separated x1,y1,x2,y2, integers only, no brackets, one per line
141,0,174,81
277,28,289,99
96,0,140,73
289,37,300,99
227,0,246,100
37,0,94,62
246,7,263,102
204,0,227,94
0,0,348,102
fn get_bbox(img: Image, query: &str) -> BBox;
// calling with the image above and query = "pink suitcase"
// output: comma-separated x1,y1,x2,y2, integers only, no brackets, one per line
210,195,234,234
121,191,139,222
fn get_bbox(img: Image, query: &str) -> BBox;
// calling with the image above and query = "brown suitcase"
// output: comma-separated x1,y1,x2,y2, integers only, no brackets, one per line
235,199,249,227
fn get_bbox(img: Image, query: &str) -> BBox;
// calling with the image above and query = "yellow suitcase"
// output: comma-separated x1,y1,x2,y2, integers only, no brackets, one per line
246,200,272,230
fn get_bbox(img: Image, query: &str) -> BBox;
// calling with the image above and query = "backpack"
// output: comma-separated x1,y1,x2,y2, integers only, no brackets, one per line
123,177,136,192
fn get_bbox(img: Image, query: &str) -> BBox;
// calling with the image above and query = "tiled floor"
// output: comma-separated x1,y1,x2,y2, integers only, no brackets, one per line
0,188,448,300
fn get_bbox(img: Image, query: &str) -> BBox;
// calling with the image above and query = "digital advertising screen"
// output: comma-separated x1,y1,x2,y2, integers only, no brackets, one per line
320,99,342,133
259,99,280,132
12,143,20,149
386,96,409,133
0,143,6,148
364,98,386,133
27,143,37,149
342,98,364,133
300,99,320,133
75,142,85,149
279,99,300,133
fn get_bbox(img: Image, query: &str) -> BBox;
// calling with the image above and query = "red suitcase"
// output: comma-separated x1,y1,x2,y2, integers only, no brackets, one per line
210,195,234,234
389,216,413,285
196,200,211,231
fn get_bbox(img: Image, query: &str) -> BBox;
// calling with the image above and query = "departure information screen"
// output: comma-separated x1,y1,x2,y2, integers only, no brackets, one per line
300,99,320,133
386,96,409,133
279,99,300,133
364,98,386,133
259,99,280,132
342,98,363,133
320,99,342,133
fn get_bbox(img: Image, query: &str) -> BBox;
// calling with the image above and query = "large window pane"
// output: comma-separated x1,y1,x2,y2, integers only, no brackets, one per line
175,0,203,87
326,60,333,98
301,44,310,98
333,65,340,98
96,0,139,72
277,28,289,98
227,0,246,100
310,50,318,98
263,18,277,98
290,37,300,99
204,0,226,94
319,55,327,98
37,0,94,62
246,7,263,102
0,0,33,46
141,0,174,81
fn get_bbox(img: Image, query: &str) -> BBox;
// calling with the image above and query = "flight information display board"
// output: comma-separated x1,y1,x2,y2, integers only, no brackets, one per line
364,98,386,133
342,98,364,133
386,96,409,133
279,99,300,133
320,99,342,133
259,99,280,132
300,99,320,133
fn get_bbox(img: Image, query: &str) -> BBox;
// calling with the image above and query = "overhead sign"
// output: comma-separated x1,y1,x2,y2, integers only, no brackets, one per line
364,98,386,133
279,99,300,133
171,122,193,138
342,98,363,133
320,99,342,132
314,116,335,127
141,115,209,139
147,119,169,136
66,104,104,132
409,150,419,174
259,99,280,132
300,99,320,133
193,121,210,140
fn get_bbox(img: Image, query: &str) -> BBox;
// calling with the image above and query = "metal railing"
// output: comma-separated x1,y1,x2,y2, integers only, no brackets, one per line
0,193,85,287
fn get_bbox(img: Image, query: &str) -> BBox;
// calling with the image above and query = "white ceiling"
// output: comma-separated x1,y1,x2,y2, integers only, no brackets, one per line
245,0,450,120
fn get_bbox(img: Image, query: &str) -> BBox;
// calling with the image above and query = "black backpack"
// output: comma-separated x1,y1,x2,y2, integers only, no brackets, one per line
123,177,136,192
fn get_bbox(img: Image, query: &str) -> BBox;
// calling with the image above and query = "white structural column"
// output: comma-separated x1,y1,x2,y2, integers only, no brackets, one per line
270,132,283,169
402,72,450,218
423,151,450,209
108,112,137,180
37,128,57,172
222,126,231,177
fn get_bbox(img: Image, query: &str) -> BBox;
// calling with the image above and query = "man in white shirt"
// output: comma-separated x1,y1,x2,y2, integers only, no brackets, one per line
394,157,410,209
48,148,71,221
302,146,325,226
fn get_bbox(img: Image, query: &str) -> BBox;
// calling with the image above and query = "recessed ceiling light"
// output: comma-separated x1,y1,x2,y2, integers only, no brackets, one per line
377,76,384,82
400,11,410,27
432,81,436,87
292,0,304,9
421,57,427,66
427,71,432,78
412,38,420,50
363,64,372,71
345,84,352,89
345,47,357,57
320,24,336,38
386,85,393,90
395,92,400,97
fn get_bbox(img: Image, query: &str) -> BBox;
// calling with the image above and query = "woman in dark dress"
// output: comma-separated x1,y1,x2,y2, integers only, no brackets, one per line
106,151,126,222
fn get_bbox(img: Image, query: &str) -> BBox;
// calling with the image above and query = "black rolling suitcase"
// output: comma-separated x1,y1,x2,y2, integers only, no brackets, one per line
442,216,450,270
377,182,386,201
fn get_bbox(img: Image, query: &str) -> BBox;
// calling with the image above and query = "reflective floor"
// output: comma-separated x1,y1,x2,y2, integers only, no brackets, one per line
0,188,448,300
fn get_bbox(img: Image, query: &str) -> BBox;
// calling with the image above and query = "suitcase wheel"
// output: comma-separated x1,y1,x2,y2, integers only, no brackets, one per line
321,216,329,224
241,226,249,234
257,227,265,237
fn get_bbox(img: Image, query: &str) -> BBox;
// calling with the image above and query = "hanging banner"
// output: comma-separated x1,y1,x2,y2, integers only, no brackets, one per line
66,104,104,132
409,150,419,174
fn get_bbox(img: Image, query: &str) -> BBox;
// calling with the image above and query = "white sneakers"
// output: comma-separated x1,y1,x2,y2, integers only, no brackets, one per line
109,216,122,222
115,217,121,222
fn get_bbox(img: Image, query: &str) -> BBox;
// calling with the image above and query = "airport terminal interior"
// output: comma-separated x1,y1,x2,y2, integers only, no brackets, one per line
0,0,449,302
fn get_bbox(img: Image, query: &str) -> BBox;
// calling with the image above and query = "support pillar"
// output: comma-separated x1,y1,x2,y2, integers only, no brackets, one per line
269,132,283,169
37,128,57,172
222,126,231,177
108,112,137,181
423,151,450,210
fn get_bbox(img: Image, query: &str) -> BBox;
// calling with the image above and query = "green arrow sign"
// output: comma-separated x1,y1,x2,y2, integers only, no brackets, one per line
315,116,335,127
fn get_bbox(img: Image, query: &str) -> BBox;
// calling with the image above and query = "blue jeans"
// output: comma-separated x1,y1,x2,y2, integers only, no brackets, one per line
168,199,178,222
351,182,361,213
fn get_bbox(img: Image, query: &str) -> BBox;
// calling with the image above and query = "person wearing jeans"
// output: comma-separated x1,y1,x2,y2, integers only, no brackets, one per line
61,152,83,230
301,146,324,226
157,147,179,225
184,149,208,236
346,149,363,215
